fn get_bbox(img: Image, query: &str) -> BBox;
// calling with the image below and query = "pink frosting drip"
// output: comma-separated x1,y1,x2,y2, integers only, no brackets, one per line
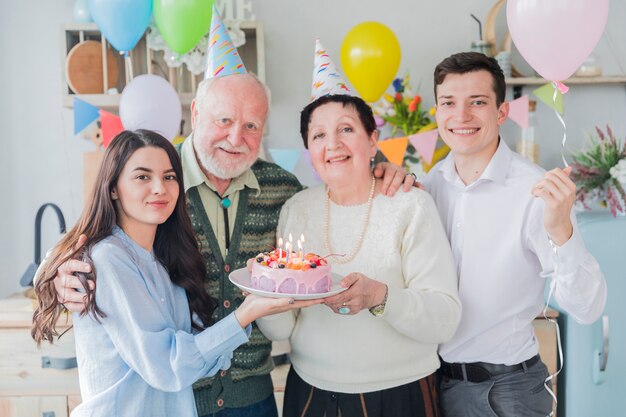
250,263,332,294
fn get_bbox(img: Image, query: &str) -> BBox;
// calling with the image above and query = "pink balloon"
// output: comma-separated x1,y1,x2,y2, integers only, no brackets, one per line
507,0,609,81
119,75,182,141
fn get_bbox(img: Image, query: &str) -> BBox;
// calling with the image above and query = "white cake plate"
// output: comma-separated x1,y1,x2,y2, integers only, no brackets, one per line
228,267,347,300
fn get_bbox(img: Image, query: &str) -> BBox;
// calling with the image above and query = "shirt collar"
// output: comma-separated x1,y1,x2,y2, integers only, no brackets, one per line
180,134,260,196
112,225,155,262
438,137,512,186
481,139,512,185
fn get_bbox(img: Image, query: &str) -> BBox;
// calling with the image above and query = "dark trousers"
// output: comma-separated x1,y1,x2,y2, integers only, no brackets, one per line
283,366,440,417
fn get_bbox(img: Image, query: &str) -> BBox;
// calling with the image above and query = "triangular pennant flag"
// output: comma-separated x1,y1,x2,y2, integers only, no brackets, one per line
533,83,564,115
377,137,408,166
204,5,246,79
100,110,124,148
507,95,529,129
268,149,301,174
408,130,439,165
302,150,321,182
74,97,100,135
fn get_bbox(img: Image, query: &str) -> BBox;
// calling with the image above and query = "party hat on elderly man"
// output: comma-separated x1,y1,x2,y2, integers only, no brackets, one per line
310,39,352,101
204,5,247,79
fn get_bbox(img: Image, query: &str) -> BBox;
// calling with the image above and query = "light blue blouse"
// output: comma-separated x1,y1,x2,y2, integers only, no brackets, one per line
71,226,250,417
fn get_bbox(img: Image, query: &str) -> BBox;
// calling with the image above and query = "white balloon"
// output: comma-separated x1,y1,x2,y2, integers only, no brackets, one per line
119,74,182,141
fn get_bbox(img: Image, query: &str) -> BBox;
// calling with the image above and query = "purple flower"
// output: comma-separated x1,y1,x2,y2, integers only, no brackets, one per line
392,78,404,93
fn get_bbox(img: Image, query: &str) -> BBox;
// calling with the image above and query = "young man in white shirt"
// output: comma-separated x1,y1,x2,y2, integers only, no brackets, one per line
423,52,607,417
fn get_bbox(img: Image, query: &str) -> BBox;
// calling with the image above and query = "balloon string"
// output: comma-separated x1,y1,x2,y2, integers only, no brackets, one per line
543,242,565,417
551,82,569,168
125,54,134,81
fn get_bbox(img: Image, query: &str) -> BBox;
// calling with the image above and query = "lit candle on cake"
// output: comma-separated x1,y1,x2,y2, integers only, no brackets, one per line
297,239,302,261
289,233,293,255
300,234,305,260
278,237,283,259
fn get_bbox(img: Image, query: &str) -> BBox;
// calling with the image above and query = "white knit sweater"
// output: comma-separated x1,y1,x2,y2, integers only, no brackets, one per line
257,186,461,393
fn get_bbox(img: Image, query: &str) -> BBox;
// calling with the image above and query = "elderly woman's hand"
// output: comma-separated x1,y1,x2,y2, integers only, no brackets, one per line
323,273,387,315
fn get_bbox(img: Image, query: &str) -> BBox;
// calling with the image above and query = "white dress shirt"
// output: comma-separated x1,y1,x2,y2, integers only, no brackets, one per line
423,140,606,365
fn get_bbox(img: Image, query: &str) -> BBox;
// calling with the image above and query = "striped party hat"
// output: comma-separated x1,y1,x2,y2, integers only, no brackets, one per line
204,5,247,79
310,39,352,101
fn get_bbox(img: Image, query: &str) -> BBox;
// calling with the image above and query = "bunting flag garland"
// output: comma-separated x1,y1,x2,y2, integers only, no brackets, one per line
73,97,100,135
100,110,124,148
533,83,564,115
268,149,302,174
377,136,408,166
424,144,451,172
408,130,439,165
302,150,321,181
507,95,530,129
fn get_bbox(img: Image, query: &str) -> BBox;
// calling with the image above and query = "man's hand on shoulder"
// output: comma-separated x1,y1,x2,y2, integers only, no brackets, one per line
55,234,94,313
374,162,421,195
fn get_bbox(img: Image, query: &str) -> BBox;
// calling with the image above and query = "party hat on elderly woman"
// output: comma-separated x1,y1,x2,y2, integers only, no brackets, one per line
310,39,352,101
204,5,247,79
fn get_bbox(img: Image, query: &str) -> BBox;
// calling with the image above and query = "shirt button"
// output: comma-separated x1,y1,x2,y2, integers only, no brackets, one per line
224,264,231,273
217,398,224,407
220,370,227,377
223,300,231,308
456,222,461,228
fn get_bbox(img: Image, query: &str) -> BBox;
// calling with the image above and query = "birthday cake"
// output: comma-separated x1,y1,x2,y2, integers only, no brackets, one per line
250,249,331,294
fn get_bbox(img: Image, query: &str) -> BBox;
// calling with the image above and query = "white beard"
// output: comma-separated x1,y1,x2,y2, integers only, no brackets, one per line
197,143,259,180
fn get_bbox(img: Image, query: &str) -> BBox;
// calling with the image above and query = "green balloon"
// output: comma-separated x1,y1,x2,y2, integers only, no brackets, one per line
154,0,215,55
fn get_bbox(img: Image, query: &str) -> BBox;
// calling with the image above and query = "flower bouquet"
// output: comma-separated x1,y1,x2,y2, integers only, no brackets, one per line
571,125,626,217
372,73,440,169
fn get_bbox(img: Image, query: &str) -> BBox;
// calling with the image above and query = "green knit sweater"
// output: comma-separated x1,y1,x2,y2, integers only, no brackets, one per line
184,158,303,415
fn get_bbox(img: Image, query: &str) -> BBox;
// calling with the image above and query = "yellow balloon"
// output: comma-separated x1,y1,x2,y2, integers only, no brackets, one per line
341,22,401,103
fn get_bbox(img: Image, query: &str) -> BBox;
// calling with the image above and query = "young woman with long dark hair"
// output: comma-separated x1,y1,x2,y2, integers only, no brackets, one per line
32,130,316,417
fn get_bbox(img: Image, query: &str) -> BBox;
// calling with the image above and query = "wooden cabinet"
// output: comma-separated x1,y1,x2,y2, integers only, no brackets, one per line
61,22,266,109
0,397,69,417
0,293,80,417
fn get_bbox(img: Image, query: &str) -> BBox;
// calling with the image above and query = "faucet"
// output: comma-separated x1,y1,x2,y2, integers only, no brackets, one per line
20,203,66,287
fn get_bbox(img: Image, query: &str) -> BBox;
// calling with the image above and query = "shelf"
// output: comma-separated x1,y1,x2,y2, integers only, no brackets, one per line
61,21,265,110
61,92,196,109
506,75,626,86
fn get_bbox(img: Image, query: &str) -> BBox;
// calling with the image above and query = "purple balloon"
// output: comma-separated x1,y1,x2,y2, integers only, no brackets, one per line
119,75,182,141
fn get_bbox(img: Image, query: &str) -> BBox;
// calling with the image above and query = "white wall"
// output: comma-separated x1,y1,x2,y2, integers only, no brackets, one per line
2,0,626,298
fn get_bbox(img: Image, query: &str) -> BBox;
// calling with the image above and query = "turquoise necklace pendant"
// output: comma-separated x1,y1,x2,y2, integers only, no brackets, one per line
220,197,231,209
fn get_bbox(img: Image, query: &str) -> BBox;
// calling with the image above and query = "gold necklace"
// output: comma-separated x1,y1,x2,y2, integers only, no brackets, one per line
324,176,376,264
